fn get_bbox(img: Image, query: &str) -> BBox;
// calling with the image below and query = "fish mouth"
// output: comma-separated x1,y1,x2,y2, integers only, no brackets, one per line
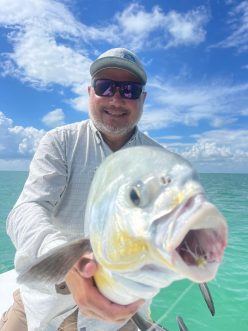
162,195,228,282
175,228,225,266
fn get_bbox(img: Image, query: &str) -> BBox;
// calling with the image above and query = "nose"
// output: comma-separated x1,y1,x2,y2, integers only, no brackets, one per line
109,87,125,105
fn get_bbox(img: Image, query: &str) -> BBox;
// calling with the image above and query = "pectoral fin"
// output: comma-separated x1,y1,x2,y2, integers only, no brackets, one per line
17,238,92,284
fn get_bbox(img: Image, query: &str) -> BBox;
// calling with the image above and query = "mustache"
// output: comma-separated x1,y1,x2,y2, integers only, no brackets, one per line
102,106,129,113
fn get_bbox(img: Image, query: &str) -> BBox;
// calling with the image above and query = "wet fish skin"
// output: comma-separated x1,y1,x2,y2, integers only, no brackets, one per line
17,146,227,308
85,146,227,304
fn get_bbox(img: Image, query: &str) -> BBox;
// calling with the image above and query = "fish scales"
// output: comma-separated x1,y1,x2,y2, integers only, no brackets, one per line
85,146,227,304
17,146,228,306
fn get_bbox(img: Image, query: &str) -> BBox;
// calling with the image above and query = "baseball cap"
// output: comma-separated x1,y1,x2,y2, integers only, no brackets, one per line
90,48,147,85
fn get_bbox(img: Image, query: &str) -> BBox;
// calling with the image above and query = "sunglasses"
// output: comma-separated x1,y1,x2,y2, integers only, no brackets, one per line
92,79,144,100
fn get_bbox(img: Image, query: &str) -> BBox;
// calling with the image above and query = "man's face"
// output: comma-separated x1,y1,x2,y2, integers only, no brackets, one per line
88,68,146,139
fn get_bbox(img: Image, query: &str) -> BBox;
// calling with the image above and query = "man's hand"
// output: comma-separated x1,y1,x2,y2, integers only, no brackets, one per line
65,255,144,323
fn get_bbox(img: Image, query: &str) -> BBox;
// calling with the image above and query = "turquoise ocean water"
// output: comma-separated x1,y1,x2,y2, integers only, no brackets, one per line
0,171,247,330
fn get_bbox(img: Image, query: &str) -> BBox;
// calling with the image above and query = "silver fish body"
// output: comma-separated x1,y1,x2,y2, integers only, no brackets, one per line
18,146,227,308
84,146,227,304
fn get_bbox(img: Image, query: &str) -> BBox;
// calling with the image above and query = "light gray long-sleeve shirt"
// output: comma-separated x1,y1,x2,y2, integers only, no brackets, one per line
7,119,161,331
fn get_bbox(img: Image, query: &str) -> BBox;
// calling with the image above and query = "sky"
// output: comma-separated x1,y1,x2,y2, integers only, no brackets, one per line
0,0,247,173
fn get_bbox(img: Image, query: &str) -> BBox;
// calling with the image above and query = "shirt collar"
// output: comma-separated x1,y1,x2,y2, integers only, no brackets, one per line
89,119,102,144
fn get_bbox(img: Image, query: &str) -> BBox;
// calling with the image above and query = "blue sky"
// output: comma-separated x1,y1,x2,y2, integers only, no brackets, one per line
0,0,247,173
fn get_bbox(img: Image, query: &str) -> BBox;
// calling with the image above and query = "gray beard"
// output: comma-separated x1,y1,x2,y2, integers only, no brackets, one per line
91,118,136,137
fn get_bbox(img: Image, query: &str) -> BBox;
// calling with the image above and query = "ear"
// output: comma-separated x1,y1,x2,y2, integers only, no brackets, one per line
88,86,91,95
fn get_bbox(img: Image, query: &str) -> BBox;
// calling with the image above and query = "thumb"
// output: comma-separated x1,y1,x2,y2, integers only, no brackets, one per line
74,254,97,278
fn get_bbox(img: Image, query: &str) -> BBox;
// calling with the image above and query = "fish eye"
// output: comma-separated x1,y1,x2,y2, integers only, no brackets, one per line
129,181,151,208
130,187,141,207
161,176,171,185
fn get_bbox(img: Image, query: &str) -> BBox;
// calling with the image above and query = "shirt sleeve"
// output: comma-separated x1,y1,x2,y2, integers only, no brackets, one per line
6,129,70,274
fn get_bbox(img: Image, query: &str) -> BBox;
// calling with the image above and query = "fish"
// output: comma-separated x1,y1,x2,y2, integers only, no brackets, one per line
17,146,228,329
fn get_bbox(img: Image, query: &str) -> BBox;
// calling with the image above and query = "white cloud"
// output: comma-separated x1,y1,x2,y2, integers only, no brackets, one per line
0,1,209,85
182,142,233,161
140,78,248,130
0,0,91,111
140,108,179,130
114,4,164,50
0,0,210,115
0,110,247,172
196,129,248,153
70,95,89,113
1,26,91,87
163,7,208,48
160,129,248,173
116,4,164,34
211,1,248,52
0,111,13,128
115,3,209,49
0,0,83,35
140,74,248,173
0,1,246,173
0,112,45,162
42,109,65,128
69,83,90,113
158,135,183,140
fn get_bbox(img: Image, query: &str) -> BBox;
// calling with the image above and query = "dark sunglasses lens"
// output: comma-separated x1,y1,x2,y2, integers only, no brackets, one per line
93,80,143,99
120,83,143,99
94,80,114,97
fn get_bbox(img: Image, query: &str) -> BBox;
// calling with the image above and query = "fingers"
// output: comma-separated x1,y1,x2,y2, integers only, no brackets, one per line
65,265,144,323
79,281,144,323
79,295,144,323
74,255,97,278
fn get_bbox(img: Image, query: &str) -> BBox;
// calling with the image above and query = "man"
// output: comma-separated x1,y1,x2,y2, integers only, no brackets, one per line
1,48,162,330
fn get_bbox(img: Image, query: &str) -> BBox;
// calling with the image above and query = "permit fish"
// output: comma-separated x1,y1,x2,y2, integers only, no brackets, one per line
17,146,227,329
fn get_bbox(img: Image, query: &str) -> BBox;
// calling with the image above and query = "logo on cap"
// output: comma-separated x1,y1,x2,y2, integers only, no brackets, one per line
123,52,136,63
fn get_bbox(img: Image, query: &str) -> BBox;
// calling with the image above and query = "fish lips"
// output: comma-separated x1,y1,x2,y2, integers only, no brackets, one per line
152,195,228,282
